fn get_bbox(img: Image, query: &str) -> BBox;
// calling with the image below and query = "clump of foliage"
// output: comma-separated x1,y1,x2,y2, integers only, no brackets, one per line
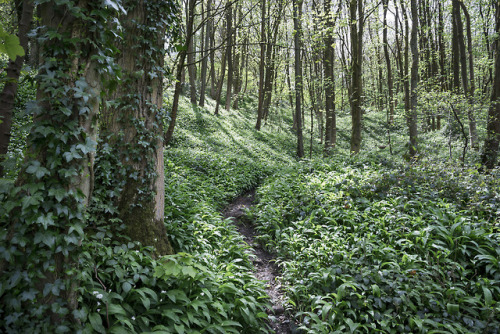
252,156,499,333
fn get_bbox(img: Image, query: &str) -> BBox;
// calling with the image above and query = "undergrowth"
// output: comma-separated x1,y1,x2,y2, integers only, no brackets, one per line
251,156,499,333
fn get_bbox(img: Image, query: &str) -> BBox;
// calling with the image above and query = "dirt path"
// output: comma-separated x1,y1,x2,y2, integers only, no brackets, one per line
223,191,294,334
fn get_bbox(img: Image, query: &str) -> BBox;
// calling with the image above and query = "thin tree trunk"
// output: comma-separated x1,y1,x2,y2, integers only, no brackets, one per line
482,3,500,169
459,1,478,149
294,0,304,158
215,24,227,115
209,10,217,99
256,0,267,130
408,0,419,158
382,0,394,124
225,2,233,111
187,0,197,104
324,0,336,151
349,0,363,154
452,1,461,91
0,0,34,177
199,0,211,107
165,0,195,144
262,1,284,122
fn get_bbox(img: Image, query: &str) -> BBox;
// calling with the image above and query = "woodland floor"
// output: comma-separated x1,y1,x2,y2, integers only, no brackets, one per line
223,191,296,334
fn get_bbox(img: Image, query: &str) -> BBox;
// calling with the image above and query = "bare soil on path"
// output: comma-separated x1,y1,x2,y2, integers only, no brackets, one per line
222,191,295,334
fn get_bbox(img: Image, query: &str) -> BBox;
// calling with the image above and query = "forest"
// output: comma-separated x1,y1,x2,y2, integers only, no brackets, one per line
0,0,499,333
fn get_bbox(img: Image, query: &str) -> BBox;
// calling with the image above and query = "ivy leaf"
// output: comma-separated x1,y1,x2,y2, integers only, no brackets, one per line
49,187,67,202
26,161,50,179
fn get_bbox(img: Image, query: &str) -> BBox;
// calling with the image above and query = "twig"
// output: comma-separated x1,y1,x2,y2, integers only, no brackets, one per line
94,266,110,329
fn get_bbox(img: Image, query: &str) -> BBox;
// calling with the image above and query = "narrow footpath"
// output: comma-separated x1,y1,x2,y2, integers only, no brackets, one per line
223,191,295,334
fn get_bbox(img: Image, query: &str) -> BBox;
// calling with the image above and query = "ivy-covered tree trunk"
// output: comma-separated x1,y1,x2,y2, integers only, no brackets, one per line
98,0,175,256
0,0,104,329
0,0,34,177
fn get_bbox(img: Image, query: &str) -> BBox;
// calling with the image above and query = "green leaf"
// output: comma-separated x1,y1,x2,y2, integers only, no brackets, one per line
108,303,127,316
446,303,459,315
122,281,132,293
483,287,493,306
0,33,25,60
88,313,106,334
181,265,197,278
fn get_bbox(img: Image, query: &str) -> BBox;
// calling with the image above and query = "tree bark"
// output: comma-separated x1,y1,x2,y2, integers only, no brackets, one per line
165,0,195,144
225,2,234,111
199,0,211,107
324,0,336,150
293,0,304,158
451,1,461,91
0,0,34,177
459,1,478,149
382,0,394,124
408,0,419,158
255,0,267,130
482,3,500,169
187,0,197,104
99,0,173,256
349,0,364,154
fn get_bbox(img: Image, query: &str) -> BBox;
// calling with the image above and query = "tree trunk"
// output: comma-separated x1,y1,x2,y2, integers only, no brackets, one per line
293,0,304,158
255,0,266,130
459,1,478,149
199,0,211,107
209,11,217,99
214,21,227,116
187,0,197,104
437,2,446,91
99,0,173,256
165,0,195,144
324,0,336,151
232,6,243,109
349,0,363,154
225,2,233,111
382,0,394,124
408,0,419,158
482,3,500,169
0,0,34,177
1,0,102,326
451,1,461,91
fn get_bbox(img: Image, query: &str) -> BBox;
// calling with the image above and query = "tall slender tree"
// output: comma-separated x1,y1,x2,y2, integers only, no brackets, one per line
324,0,337,151
408,0,419,158
482,2,500,168
294,0,304,158
349,0,364,154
